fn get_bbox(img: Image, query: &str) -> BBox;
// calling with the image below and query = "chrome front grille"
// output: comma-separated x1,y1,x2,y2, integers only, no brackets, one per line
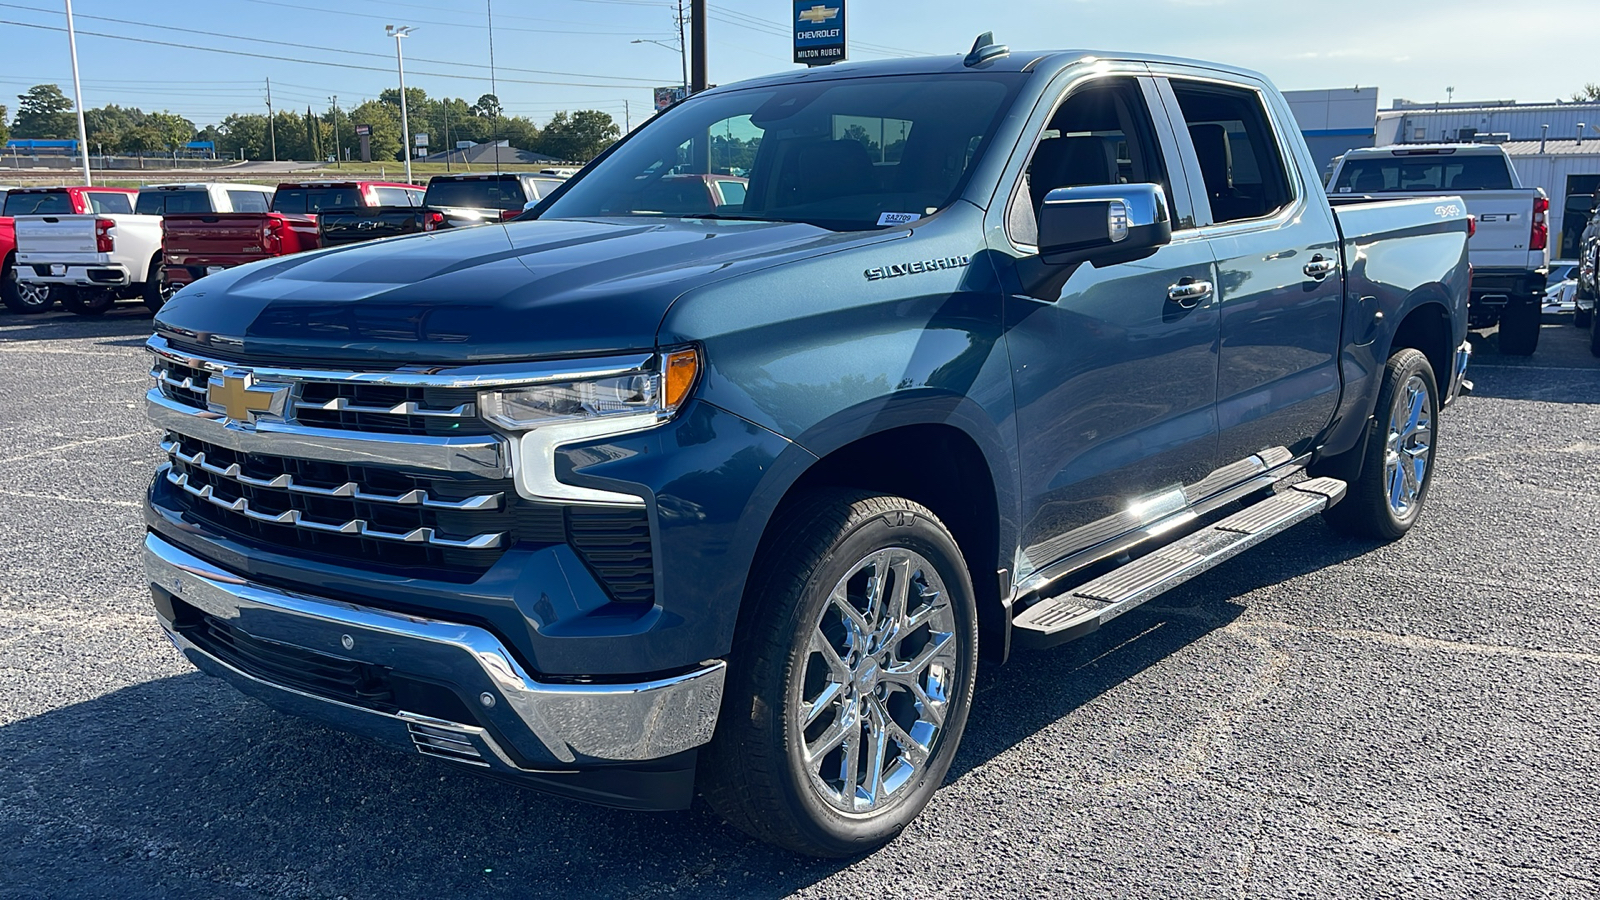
151,355,492,437
161,432,553,574
146,335,658,602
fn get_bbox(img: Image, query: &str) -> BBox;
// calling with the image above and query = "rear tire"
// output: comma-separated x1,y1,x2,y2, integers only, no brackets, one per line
1576,306,1594,328
1496,301,1540,356
701,489,979,857
2,256,55,314
1590,304,1600,357
62,288,114,317
143,256,178,314
1323,348,1439,541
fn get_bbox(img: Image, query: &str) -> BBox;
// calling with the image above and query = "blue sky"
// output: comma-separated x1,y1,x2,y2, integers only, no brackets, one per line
2,0,1593,131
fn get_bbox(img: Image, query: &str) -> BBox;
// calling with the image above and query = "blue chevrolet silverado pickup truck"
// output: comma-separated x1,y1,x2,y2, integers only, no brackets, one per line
142,37,1471,857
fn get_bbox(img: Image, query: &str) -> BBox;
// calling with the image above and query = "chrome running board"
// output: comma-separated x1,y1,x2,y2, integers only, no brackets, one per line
1012,478,1347,649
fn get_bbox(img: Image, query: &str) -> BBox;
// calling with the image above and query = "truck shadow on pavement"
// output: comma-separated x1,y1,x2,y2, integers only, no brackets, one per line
0,308,155,345
0,524,1381,900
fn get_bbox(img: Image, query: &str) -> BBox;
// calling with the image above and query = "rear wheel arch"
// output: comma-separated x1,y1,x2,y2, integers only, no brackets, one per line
1386,297,1454,383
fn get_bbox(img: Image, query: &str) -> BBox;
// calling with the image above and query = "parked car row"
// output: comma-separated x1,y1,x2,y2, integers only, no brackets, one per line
0,172,575,318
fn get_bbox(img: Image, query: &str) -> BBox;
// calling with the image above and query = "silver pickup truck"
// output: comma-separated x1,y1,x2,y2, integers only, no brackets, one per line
1328,144,1549,354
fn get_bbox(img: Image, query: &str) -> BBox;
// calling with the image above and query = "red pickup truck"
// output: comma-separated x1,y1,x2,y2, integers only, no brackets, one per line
159,181,422,297
2,186,138,313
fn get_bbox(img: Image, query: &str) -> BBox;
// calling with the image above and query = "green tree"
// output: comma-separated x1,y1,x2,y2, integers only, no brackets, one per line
116,125,165,154
83,104,144,149
500,116,541,152
1573,83,1600,102
0,104,9,148
346,100,402,162
305,106,321,160
12,84,75,139
215,113,270,160
143,111,195,152
473,93,502,119
538,110,619,162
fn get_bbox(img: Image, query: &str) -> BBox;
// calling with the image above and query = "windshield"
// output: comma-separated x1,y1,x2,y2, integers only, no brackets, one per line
1332,153,1515,193
136,190,216,215
538,74,1022,230
4,191,73,216
425,179,525,210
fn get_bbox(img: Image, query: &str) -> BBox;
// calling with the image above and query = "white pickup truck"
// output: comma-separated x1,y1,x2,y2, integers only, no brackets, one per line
15,182,274,315
1327,144,1549,354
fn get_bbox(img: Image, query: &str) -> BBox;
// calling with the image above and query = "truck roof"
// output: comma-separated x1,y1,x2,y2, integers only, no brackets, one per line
1344,144,1512,156
707,45,1273,93
276,181,420,190
9,185,137,194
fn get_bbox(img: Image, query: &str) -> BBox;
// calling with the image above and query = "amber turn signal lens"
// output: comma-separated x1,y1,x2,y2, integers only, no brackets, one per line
663,349,700,409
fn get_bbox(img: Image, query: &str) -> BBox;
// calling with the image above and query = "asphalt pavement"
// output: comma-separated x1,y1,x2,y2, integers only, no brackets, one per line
1,306,1596,900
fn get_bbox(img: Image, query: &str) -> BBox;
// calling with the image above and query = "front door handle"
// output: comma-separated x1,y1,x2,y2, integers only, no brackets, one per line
1303,254,1338,280
1167,278,1214,309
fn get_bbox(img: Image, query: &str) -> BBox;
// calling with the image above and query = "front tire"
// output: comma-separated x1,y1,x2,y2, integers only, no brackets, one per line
1496,300,1540,355
1323,348,1439,541
702,490,979,857
61,288,114,317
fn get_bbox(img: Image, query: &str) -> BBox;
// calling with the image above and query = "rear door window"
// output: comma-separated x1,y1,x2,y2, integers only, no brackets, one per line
86,191,133,214
1169,81,1296,224
4,191,74,216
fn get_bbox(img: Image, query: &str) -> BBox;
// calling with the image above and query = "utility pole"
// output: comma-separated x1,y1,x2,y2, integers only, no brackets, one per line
624,100,631,133
386,25,414,184
676,0,689,91
443,103,451,172
690,0,707,94
329,95,340,167
266,77,277,162
486,0,501,170
64,0,92,185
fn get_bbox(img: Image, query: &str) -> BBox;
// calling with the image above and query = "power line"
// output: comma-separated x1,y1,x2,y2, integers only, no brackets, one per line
238,0,673,38
0,18,671,89
0,3,668,85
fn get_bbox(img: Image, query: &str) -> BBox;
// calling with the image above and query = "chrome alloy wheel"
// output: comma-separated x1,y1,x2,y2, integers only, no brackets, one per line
15,279,51,309
1384,373,1433,519
794,548,958,814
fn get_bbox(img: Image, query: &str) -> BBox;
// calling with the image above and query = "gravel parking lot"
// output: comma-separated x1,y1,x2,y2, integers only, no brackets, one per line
1,308,1596,900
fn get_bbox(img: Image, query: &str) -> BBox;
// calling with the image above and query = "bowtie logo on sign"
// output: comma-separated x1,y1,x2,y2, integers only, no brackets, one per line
793,0,846,66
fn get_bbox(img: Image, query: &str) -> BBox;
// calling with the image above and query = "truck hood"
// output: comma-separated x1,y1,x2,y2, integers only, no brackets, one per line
154,217,902,365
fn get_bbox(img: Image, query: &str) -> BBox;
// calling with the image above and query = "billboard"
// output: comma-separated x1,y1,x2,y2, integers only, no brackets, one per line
793,1,845,66
654,86,690,112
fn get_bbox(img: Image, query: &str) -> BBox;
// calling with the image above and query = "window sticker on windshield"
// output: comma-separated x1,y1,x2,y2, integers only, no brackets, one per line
877,211,921,226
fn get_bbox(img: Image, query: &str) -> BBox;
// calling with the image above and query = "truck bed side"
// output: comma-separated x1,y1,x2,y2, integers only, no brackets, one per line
1318,196,1472,462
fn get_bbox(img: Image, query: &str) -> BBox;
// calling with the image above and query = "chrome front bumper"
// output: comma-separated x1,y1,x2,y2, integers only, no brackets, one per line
145,534,725,772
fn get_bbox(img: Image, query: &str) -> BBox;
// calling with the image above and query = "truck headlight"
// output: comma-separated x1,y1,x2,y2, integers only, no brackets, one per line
479,349,699,432
480,349,700,507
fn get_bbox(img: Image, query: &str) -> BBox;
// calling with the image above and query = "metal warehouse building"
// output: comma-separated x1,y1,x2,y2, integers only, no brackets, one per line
1375,99,1600,147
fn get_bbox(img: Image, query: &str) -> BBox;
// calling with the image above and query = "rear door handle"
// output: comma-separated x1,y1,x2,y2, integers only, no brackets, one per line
1167,278,1214,309
1303,254,1337,280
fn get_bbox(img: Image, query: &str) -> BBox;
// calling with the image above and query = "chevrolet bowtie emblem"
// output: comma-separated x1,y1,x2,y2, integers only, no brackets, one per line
207,370,288,423
797,4,839,25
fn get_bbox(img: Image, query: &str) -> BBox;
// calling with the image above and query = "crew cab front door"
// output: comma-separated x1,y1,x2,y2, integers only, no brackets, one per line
987,73,1219,583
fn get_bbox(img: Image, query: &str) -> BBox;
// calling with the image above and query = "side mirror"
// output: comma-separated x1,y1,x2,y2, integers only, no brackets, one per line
523,199,539,214
1038,183,1172,266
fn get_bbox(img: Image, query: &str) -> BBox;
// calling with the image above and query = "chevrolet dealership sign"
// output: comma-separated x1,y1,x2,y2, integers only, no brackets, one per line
793,1,845,66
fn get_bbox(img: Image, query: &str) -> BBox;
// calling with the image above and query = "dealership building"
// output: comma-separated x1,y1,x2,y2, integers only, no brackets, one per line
1287,92,1600,260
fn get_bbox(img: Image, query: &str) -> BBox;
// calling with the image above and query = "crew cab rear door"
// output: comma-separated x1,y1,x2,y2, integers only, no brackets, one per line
985,70,1220,577
1152,71,1344,467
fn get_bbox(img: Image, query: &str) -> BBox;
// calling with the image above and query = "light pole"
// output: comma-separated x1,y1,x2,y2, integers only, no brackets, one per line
386,24,414,184
63,0,92,185
632,38,687,92
329,95,340,167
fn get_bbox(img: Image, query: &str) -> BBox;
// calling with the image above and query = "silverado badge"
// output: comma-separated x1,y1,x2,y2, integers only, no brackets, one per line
864,255,971,281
